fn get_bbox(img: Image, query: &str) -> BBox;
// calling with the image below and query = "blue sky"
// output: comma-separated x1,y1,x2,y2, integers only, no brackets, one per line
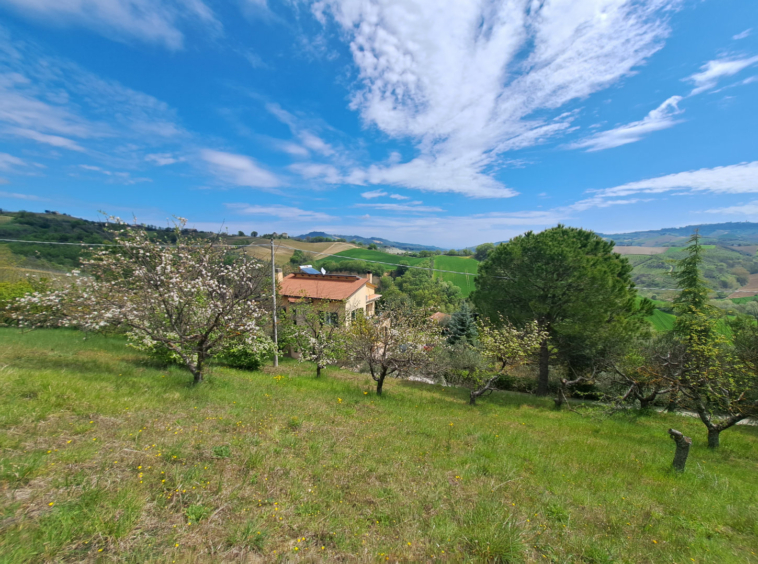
0,0,756,248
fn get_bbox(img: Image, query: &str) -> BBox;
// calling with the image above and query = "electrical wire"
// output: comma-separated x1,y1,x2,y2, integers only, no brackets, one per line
1,237,748,292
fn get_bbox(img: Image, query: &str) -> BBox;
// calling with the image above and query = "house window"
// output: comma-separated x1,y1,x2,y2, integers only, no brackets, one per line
320,311,339,326
351,309,364,322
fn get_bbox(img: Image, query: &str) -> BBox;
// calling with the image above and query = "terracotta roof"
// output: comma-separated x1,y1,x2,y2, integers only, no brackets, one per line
279,273,370,301
430,312,451,323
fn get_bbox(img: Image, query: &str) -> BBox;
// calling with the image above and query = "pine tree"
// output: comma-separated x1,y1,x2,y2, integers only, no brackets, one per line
446,302,478,346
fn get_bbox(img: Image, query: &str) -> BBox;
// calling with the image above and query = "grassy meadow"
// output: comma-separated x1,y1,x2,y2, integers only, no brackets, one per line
1,329,757,563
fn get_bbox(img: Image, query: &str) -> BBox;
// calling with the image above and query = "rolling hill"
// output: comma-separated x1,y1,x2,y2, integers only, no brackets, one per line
599,222,758,247
294,231,444,252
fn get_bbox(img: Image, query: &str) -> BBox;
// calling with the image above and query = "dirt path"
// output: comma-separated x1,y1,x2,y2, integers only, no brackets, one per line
728,272,758,298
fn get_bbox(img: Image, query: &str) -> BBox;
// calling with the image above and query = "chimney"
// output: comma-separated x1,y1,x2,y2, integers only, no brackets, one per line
275,268,283,283
366,271,373,284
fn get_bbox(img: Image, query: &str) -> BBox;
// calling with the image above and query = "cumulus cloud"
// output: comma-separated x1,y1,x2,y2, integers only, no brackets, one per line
389,193,409,200
686,55,758,95
225,203,334,221
313,0,675,197
569,96,683,151
0,0,221,50
591,161,758,199
202,149,282,189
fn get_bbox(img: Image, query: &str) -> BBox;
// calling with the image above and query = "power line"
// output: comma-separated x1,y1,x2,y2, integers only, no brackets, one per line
2,238,754,293
0,238,481,277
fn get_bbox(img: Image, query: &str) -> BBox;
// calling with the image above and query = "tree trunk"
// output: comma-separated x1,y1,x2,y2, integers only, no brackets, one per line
376,369,386,395
537,338,550,396
192,353,204,384
192,369,203,384
668,428,691,472
316,364,322,378
469,391,477,405
707,428,720,449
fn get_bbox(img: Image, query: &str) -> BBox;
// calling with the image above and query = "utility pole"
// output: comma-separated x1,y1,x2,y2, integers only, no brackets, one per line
271,236,279,367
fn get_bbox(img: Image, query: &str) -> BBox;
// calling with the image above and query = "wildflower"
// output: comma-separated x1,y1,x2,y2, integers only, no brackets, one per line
48,502,54,507
338,398,342,403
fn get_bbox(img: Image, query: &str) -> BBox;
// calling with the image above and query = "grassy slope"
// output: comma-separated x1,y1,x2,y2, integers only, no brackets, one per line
327,248,429,266
646,309,676,332
1,330,756,563
433,255,479,298
327,249,480,297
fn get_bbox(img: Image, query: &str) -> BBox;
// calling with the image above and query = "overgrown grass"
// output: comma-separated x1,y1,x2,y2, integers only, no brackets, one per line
1,329,756,563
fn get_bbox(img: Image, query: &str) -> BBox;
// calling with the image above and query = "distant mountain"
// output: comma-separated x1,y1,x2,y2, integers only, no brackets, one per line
293,231,444,252
599,222,758,247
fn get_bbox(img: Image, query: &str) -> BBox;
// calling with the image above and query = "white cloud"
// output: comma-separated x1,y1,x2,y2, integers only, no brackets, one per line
145,153,184,166
707,200,758,216
201,149,282,189
10,128,86,151
314,0,675,197
299,131,335,156
288,162,343,184
686,55,758,95
389,193,409,200
354,203,444,212
733,29,752,41
0,33,184,156
0,0,221,50
569,95,683,151
361,189,387,199
0,190,44,200
266,103,337,157
225,203,334,221
0,152,28,170
279,142,310,157
592,161,758,199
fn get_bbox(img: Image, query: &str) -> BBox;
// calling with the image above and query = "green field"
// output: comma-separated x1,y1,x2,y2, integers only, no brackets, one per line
1,329,756,563
433,255,479,297
646,308,676,331
325,248,429,267
325,249,480,297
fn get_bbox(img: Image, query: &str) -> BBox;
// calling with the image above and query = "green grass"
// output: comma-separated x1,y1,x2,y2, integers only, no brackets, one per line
329,248,429,267
732,295,758,304
646,308,676,331
326,250,481,297
1,329,756,563
433,255,479,297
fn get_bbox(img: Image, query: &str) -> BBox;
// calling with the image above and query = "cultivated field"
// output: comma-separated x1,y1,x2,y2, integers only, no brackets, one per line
729,273,758,299
1,329,756,563
240,239,357,267
613,247,668,255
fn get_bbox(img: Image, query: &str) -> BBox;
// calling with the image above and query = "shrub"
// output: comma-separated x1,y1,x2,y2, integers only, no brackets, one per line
216,336,274,371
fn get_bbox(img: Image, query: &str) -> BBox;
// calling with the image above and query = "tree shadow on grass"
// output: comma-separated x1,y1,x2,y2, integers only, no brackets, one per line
397,379,552,410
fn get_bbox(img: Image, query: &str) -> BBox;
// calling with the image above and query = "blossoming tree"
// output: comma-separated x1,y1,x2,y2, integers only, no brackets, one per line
12,218,270,384
466,317,546,405
345,304,442,395
282,300,347,377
